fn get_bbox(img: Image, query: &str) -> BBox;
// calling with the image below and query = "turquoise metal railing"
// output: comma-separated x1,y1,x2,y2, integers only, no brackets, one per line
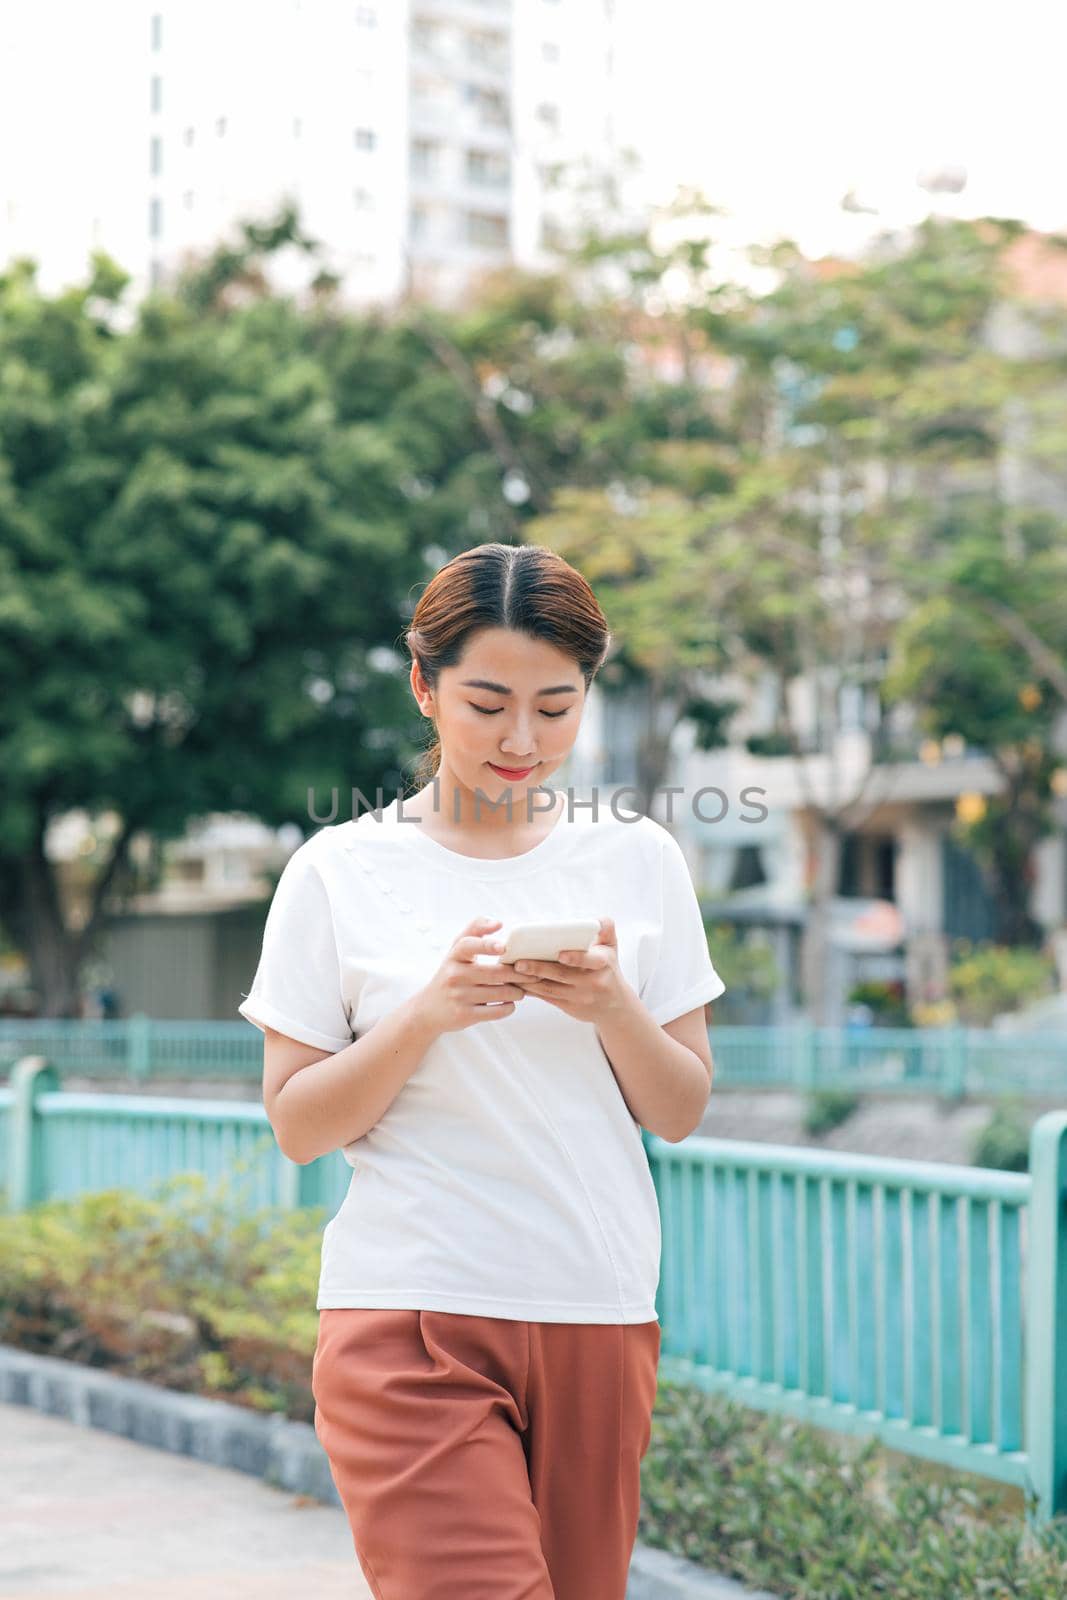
708,1023,1067,1100
643,1119,1067,1529
3,1018,1065,1098
3,1057,1065,1525
0,1060,352,1217
0,1019,260,1081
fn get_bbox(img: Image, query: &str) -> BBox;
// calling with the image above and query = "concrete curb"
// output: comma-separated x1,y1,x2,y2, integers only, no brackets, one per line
0,1342,777,1600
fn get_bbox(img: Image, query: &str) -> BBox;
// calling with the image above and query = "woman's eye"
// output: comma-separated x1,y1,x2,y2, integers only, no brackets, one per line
469,704,568,719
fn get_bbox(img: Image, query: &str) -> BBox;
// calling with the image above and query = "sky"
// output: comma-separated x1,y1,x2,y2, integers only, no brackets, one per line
613,0,1065,258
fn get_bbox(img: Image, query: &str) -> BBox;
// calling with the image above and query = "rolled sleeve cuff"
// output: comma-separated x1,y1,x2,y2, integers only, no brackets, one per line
237,996,352,1055
645,973,726,1027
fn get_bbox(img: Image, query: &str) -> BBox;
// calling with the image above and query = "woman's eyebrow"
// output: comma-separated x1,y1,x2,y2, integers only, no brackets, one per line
460,679,577,696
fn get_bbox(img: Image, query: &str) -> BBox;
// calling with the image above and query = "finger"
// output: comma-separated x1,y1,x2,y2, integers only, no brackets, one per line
511,966,572,992
456,931,507,959
513,958,577,978
512,960,546,977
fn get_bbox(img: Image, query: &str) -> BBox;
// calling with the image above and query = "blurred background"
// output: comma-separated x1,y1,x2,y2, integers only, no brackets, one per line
6,6,1067,1588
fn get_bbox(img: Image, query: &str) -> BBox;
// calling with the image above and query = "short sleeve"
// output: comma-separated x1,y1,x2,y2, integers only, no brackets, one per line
237,840,354,1054
639,827,726,1026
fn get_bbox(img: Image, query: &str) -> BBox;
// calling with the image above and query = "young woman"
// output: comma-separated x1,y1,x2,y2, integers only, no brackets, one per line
238,542,725,1600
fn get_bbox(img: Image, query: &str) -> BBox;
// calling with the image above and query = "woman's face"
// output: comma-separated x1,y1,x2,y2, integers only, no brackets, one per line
410,627,586,811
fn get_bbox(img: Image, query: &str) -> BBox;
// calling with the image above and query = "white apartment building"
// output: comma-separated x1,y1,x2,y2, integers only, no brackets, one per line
0,0,626,309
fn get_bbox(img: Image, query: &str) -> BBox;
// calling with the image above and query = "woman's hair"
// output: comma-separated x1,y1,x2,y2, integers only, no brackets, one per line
402,542,612,791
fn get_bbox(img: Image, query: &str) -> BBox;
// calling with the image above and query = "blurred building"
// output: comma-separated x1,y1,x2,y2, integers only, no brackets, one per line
0,0,627,310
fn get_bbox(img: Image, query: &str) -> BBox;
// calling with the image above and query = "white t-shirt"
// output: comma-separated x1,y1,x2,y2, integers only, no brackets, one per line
238,792,726,1324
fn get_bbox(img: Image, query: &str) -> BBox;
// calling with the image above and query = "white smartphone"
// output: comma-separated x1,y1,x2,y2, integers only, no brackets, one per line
497,918,601,964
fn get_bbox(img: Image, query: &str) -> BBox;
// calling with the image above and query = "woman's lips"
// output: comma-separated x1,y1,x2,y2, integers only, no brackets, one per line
488,762,536,779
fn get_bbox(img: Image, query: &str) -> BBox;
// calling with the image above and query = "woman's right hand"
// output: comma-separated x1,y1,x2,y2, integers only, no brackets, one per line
418,917,527,1035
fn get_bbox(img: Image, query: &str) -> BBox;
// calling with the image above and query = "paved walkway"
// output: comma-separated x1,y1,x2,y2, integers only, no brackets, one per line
0,1402,373,1598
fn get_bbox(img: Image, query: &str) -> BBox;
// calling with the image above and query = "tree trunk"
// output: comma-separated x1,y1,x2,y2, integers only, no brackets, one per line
799,815,844,1026
985,798,1047,948
634,675,684,820
0,818,83,1016
0,808,139,1017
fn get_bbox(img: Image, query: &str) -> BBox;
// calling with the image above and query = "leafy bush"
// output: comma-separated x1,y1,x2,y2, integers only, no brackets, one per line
641,1378,1067,1598
803,1088,860,1137
910,998,959,1028
948,940,1056,1026
702,921,780,1005
0,1168,323,1421
848,979,910,1026
971,1096,1032,1173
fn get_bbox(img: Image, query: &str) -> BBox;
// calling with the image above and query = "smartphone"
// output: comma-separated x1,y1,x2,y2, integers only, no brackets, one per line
497,918,601,964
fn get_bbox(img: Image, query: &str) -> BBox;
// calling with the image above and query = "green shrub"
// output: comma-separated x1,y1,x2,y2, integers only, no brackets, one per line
702,920,780,1002
848,979,910,1026
971,1096,1032,1173
948,940,1056,1027
640,1378,1067,1598
0,1165,323,1422
803,1087,860,1137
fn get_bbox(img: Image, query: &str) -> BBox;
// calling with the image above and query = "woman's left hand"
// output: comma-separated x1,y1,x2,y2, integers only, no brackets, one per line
505,917,630,1025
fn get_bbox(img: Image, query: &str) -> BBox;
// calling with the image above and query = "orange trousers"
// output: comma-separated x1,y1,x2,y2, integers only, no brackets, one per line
312,1307,661,1600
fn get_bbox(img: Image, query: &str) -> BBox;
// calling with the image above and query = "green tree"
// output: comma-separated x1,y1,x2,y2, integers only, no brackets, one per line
883,502,1067,944
0,235,423,1014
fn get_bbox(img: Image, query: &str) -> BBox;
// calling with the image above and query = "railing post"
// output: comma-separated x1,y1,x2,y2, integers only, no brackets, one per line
275,1149,331,1210
941,1025,967,1103
794,1020,816,1094
6,1056,61,1211
128,1012,151,1083
1025,1109,1067,1529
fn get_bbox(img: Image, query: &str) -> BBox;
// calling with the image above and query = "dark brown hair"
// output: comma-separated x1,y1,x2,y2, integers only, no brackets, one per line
402,542,612,790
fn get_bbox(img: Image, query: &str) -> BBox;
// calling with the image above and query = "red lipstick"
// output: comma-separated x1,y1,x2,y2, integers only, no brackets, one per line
488,762,536,780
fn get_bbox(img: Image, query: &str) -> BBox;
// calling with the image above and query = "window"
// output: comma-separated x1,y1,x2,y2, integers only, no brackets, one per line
149,196,162,238
541,40,560,63
466,210,508,248
355,4,377,24
354,126,377,150
353,186,375,210
410,137,440,177
413,73,450,110
150,75,162,113
465,148,508,188
150,13,162,50
536,101,560,131
410,204,430,238
150,258,163,288
150,135,162,176
466,29,507,70
293,117,302,138
412,19,442,53
462,83,508,128
183,125,194,146
216,115,227,136
183,190,194,210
